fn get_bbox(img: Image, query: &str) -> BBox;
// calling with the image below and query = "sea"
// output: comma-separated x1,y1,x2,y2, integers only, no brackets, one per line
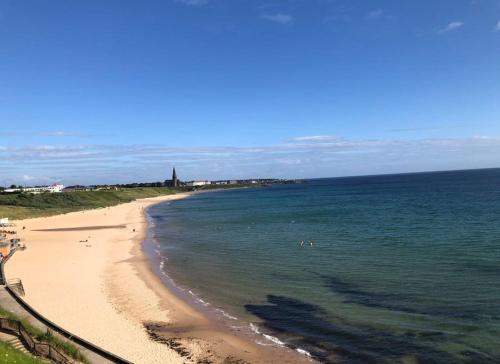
145,168,500,364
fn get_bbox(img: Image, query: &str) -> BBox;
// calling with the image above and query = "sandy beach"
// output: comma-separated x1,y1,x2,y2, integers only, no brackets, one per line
5,193,310,364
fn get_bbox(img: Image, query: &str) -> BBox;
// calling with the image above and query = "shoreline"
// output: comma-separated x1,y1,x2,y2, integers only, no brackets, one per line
5,192,312,363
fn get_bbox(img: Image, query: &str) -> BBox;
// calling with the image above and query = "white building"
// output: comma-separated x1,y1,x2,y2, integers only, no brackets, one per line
4,183,65,194
185,181,211,187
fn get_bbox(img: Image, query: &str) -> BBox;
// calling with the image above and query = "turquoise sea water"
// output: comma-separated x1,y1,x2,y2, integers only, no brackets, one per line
147,169,500,363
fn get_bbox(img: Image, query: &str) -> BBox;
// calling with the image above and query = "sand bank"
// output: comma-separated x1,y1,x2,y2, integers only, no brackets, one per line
5,193,310,364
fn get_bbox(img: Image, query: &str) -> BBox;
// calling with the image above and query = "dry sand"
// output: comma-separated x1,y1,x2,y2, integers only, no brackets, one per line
5,193,311,364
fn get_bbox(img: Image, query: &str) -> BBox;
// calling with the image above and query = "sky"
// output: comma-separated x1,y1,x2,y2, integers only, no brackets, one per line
0,0,500,185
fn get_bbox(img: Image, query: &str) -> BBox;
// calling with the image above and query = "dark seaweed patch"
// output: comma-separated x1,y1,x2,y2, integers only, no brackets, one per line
245,295,492,364
320,274,482,320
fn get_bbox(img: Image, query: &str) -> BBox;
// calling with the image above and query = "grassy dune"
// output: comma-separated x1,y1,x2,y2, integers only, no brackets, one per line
0,187,180,220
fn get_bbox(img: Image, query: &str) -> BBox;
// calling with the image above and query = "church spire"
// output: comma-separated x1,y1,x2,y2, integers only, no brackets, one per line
172,167,178,187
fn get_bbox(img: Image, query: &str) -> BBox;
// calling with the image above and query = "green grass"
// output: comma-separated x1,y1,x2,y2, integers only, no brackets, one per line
0,306,88,363
0,187,181,220
0,341,45,364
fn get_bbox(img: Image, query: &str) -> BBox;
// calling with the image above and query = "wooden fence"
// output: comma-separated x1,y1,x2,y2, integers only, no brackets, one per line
0,317,71,363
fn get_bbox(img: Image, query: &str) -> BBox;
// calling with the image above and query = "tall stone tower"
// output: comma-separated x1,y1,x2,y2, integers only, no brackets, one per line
171,167,178,187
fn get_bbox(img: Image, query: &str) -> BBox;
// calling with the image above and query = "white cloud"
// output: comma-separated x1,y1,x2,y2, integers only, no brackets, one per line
288,135,340,143
38,131,87,138
438,21,464,34
261,13,293,24
366,9,383,19
495,21,500,31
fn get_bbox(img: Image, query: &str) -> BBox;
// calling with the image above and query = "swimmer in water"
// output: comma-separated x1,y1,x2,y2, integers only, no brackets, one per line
300,240,304,246
309,241,313,247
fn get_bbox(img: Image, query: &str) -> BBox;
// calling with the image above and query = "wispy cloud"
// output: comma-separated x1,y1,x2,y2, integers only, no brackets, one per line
261,13,293,24
438,21,464,34
22,175,36,181
0,131,95,138
174,0,207,6
495,21,500,31
287,135,340,143
1,136,499,185
37,131,89,138
366,9,383,20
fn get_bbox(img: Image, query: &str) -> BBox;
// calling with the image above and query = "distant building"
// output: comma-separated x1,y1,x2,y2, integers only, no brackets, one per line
185,181,211,187
4,183,64,194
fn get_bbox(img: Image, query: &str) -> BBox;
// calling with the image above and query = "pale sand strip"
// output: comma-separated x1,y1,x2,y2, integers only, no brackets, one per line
5,193,311,364
6,194,192,363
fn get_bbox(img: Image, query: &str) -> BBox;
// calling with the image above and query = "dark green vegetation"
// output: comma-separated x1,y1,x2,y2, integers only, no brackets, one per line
0,340,46,364
0,305,88,363
0,187,181,220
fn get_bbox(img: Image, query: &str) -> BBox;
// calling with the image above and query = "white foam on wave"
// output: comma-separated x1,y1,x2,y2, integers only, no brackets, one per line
295,348,312,357
187,290,210,306
254,340,274,346
250,323,261,334
196,297,210,306
215,308,238,320
263,334,285,346
249,324,285,347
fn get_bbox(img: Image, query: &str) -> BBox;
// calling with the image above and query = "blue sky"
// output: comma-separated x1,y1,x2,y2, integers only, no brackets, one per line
1,0,500,185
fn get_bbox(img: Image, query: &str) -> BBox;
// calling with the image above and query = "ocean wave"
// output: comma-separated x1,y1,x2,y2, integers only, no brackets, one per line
250,324,285,346
295,348,312,357
197,298,210,306
255,340,274,346
263,334,285,346
250,323,261,334
215,308,238,320
188,290,210,306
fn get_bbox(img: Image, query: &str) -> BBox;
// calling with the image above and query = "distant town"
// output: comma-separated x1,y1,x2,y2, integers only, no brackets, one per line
0,168,300,194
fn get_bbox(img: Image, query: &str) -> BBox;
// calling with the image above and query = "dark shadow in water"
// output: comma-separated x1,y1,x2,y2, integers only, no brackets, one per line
245,295,498,364
319,274,486,321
